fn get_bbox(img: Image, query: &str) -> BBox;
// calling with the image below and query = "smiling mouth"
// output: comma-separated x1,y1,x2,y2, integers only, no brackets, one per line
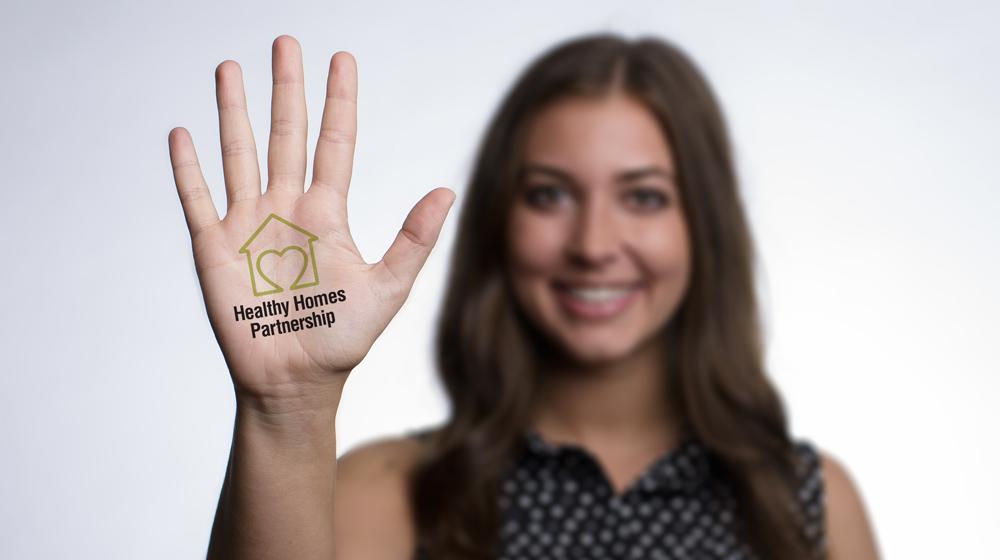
551,281,643,320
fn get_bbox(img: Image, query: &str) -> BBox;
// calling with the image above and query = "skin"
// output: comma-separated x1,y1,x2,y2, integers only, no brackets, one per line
506,93,692,368
341,92,881,558
505,92,693,494
173,34,881,559
169,34,454,560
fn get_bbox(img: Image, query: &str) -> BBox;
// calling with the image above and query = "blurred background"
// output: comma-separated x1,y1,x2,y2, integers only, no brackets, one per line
1,0,997,557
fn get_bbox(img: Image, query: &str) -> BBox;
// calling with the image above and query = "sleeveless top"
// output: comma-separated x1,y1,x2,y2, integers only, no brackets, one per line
414,430,826,560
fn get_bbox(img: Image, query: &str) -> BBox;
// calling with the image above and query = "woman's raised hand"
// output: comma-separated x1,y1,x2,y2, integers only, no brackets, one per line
167,36,455,411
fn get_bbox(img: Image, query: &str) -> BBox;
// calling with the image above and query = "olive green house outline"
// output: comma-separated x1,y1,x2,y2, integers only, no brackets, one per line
239,213,320,297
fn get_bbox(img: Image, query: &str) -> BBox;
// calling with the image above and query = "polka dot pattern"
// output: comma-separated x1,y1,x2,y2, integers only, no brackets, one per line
415,432,825,559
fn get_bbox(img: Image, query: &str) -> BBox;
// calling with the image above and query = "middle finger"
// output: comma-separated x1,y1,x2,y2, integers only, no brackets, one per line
266,35,308,195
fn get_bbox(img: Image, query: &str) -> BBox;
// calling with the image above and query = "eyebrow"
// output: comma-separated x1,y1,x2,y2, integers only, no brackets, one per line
519,163,676,184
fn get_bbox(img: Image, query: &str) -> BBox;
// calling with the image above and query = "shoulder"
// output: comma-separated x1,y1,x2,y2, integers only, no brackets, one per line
334,434,427,560
338,434,425,481
813,445,881,560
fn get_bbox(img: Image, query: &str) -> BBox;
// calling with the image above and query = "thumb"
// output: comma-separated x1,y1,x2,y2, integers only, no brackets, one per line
380,186,456,293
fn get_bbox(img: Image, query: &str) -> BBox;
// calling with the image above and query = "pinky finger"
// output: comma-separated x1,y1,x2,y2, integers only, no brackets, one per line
168,127,221,237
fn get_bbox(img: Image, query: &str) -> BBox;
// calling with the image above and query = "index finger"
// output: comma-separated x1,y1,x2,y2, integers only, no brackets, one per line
309,51,358,210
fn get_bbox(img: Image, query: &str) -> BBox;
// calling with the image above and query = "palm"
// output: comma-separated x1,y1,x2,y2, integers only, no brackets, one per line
168,36,454,397
190,198,385,390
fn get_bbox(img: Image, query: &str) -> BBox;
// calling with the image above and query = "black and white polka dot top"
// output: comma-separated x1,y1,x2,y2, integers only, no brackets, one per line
415,430,826,560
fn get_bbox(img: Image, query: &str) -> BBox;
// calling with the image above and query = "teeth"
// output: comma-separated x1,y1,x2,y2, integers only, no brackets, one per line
566,286,636,302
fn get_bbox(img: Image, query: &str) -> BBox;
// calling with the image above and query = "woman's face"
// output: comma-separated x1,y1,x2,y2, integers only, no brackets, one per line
506,92,691,365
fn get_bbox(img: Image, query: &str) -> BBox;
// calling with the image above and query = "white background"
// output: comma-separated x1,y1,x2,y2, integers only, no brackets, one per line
1,0,997,558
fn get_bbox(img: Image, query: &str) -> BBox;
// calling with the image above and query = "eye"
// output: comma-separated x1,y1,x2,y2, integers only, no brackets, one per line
523,184,568,209
625,187,669,211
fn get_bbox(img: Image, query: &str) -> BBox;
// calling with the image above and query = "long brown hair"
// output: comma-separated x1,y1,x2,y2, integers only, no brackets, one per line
410,33,820,560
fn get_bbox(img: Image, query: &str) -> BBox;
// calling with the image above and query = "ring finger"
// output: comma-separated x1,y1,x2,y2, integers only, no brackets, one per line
216,60,261,209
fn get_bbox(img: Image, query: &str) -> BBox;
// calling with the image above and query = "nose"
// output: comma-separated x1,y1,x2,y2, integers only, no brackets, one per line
565,194,619,267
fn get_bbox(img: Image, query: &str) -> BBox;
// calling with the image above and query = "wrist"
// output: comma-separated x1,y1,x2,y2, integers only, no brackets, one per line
235,399,339,451
233,379,345,444
233,369,348,412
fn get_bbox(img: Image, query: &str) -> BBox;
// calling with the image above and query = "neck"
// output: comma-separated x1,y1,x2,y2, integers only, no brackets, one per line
530,333,679,449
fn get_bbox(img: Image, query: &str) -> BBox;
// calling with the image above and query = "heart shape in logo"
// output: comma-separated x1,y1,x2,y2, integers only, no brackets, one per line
255,245,309,293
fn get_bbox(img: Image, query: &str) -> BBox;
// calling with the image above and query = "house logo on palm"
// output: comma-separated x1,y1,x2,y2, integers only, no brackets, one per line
239,213,320,297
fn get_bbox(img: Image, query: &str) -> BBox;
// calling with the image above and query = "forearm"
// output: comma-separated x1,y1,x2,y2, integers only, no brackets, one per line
207,385,344,560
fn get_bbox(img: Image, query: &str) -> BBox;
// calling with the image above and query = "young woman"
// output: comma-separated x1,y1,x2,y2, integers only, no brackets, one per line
168,33,880,560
